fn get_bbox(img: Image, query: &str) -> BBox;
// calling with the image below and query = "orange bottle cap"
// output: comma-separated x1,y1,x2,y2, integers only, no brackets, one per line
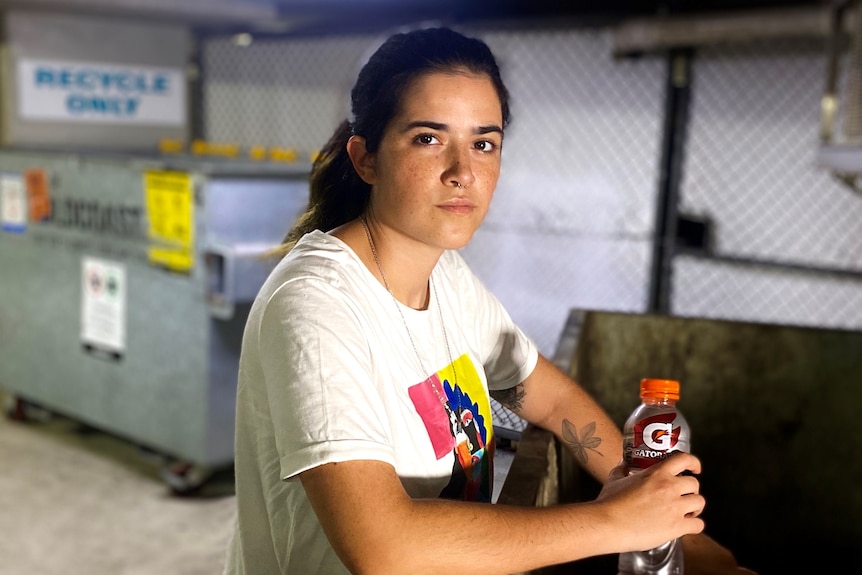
640,378,680,400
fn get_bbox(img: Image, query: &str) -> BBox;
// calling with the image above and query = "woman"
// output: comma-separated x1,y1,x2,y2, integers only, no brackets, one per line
224,26,753,575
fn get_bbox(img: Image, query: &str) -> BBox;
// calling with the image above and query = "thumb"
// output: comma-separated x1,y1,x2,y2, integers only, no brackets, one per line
607,459,628,482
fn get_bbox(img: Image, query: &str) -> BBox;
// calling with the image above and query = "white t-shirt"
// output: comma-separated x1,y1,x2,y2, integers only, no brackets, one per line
224,230,538,575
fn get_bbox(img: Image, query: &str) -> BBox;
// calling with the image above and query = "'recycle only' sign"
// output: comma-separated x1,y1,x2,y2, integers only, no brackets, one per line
17,58,186,126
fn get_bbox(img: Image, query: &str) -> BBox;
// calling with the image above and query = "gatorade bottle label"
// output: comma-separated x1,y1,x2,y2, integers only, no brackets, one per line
627,412,683,469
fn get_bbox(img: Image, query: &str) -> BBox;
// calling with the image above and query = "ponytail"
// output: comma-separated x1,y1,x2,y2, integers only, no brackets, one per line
272,120,371,258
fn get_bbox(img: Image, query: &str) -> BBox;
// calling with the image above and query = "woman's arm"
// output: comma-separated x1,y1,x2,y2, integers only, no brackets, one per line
492,353,758,575
300,454,704,575
491,353,623,484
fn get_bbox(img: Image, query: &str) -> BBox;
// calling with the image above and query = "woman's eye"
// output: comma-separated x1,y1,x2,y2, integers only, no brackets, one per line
415,133,439,145
475,140,498,153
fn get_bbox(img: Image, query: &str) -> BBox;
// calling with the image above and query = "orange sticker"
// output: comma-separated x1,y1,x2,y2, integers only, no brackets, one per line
25,168,51,222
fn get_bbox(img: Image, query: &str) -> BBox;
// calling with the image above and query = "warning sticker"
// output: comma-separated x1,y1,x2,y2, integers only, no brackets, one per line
144,170,194,272
81,256,127,359
1,172,27,233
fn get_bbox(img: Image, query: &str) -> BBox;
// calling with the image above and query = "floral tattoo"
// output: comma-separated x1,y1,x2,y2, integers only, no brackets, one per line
490,384,525,412
562,419,603,465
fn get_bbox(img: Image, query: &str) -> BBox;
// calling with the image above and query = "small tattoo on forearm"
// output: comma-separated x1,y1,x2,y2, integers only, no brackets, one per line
562,419,603,465
490,384,525,412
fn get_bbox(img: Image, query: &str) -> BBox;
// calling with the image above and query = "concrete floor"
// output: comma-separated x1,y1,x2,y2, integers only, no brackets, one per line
0,399,237,575
0,390,514,575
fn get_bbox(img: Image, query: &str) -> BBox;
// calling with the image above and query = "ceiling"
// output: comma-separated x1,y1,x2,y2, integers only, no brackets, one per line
267,1,833,23
0,0,838,36
266,1,836,34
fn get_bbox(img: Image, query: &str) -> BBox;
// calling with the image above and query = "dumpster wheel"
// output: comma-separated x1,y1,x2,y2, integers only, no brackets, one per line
3,394,52,423
160,461,214,496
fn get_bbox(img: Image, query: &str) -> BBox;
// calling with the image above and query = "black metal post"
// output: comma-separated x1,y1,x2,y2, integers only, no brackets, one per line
188,31,205,143
648,47,693,315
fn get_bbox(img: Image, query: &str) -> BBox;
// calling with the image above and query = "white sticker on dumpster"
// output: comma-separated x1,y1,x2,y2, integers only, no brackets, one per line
81,257,127,357
1,173,26,233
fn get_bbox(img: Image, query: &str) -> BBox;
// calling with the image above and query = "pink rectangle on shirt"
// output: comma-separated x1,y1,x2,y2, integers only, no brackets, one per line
408,374,455,460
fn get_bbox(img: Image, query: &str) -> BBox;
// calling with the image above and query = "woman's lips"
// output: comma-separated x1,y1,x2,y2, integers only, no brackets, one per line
438,199,475,215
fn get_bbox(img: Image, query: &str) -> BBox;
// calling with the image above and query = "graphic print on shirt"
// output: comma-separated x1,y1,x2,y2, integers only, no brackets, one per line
407,372,456,459
407,353,494,502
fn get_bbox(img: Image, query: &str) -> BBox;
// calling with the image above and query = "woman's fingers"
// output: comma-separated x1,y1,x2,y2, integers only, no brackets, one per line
679,474,700,496
683,491,706,519
660,451,702,477
606,459,628,482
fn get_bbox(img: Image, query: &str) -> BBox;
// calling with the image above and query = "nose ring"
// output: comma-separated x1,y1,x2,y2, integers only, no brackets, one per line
456,182,463,189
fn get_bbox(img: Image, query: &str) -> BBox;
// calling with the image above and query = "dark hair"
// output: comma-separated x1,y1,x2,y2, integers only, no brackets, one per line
278,26,511,253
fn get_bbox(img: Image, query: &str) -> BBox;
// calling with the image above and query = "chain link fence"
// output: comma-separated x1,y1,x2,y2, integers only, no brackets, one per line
676,38,862,329
201,25,862,439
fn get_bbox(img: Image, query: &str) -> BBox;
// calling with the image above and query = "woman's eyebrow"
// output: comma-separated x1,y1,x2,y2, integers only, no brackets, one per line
401,120,503,135
476,124,503,136
402,120,446,133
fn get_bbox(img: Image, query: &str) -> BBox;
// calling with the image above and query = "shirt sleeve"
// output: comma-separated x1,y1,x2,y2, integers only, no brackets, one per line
446,251,539,391
256,275,397,481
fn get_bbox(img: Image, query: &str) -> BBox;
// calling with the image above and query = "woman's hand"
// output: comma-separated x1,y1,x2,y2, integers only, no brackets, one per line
600,454,758,573
595,453,705,553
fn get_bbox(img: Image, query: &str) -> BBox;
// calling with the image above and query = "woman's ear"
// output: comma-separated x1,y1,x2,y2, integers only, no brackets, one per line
346,135,376,185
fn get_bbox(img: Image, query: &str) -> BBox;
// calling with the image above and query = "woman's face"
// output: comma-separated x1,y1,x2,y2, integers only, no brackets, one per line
364,71,504,252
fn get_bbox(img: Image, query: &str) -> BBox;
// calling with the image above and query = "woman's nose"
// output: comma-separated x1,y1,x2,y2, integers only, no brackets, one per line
444,147,476,190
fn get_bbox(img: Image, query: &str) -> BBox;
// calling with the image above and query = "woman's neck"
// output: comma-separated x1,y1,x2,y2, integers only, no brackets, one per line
333,218,441,310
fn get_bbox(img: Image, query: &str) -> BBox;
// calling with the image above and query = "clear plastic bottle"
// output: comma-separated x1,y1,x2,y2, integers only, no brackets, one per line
617,378,691,575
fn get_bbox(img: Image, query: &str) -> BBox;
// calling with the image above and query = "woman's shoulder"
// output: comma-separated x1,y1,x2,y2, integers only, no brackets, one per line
258,230,370,302
287,229,355,263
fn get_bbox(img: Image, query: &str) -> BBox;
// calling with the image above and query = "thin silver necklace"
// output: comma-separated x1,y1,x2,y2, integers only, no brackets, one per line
360,216,464,437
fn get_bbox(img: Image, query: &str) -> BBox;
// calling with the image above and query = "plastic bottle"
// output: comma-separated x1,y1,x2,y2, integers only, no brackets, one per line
617,378,691,575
